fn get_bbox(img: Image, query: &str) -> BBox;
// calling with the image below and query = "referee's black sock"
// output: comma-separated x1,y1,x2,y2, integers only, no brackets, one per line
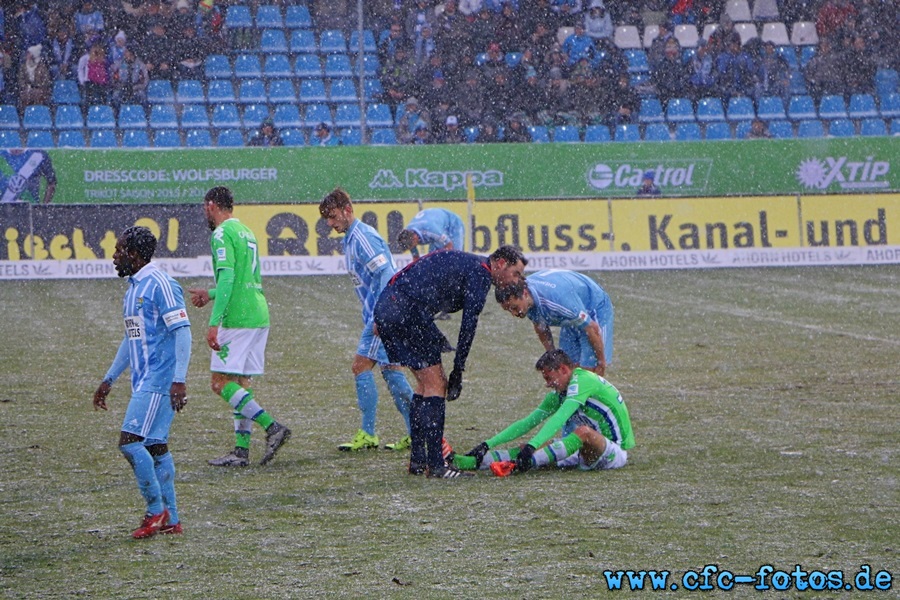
409,394,427,466
421,395,446,470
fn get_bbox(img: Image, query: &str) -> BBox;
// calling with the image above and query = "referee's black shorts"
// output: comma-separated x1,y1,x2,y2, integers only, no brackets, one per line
374,291,447,371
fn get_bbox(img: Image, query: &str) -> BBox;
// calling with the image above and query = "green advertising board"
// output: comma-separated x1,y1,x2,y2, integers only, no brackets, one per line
42,137,898,204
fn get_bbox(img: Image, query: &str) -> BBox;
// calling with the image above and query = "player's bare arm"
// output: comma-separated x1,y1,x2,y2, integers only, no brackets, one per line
206,326,220,351
534,322,555,352
93,381,112,411
188,288,211,308
585,321,607,376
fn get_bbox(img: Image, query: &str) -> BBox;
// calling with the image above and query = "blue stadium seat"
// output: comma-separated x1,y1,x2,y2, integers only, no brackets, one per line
695,97,725,122
121,129,150,147
584,124,611,142
859,118,887,137
207,80,236,104
319,29,348,53
734,120,752,139
674,122,701,141
23,105,53,130
304,103,333,128
180,104,210,128
704,121,732,140
147,80,175,104
365,103,393,127
553,125,580,142
769,120,794,138
757,96,787,120
0,105,20,129
463,126,479,143
90,129,118,148
528,125,551,143
799,45,816,67
273,104,304,129
280,127,306,146
644,123,672,141
54,105,84,130
325,54,354,78
242,104,270,129
726,96,755,121
217,128,245,146
788,70,808,95
300,79,328,103
294,54,323,78
263,54,293,79
349,29,377,53
848,94,878,119
505,52,523,68
86,105,115,129
204,54,232,80
371,128,397,145
267,79,297,104
775,45,798,70
290,29,317,54
334,103,362,127
880,93,900,118
339,127,362,145
225,5,252,28
153,129,182,147
176,79,205,104
259,29,288,53
827,118,855,137
0,130,21,147
875,68,898,99
891,119,900,135
26,130,55,147
359,54,380,75
787,95,816,120
818,94,847,119
233,54,262,79
363,78,384,100
639,97,664,123
797,119,825,138
58,130,86,147
52,79,81,104
211,104,242,129
185,129,213,147
329,78,357,102
285,5,312,29
615,124,640,142
149,104,178,129
255,5,283,29
624,49,649,73
474,52,489,66
238,79,267,104
665,97,695,122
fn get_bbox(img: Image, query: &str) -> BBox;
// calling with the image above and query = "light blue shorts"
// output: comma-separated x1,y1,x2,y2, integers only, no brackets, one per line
122,390,175,444
357,320,392,365
559,308,614,368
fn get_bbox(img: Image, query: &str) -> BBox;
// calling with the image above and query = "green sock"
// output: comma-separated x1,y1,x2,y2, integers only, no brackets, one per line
222,383,275,429
453,455,477,470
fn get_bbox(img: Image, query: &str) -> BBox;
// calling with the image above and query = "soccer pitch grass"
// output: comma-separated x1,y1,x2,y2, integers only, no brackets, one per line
1,267,897,599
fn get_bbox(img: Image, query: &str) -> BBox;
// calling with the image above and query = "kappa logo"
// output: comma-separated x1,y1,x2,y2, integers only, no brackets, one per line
217,341,231,363
795,156,890,190
368,168,504,191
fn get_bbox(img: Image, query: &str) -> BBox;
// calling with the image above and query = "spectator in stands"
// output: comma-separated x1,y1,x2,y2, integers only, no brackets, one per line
668,0,699,25
433,0,472,54
551,0,584,27
312,121,340,147
74,0,104,47
455,69,487,127
140,17,176,81
503,111,532,142
475,116,502,142
422,68,450,112
594,37,627,82
249,118,284,147
396,96,431,144
16,43,51,112
840,34,877,97
525,20,556,66
174,21,209,81
652,38,690,106
437,115,466,143
77,42,110,105
469,7,497,51
715,37,756,102
583,1,613,41
688,39,716,101
605,72,639,125
481,41,508,78
459,0,486,17
406,0,436,42
494,3,525,52
378,21,407,63
638,0,667,26
514,65,551,125
381,43,417,109
411,119,432,144
752,40,790,103
637,171,661,196
413,23,437,68
561,22,594,66
15,2,48,54
521,0,555,35
49,24,75,81
746,118,772,139
546,66,576,124
706,14,740,59
816,0,857,43
484,67,515,123
781,0,818,24
803,37,844,101
648,20,678,69
569,56,601,123
110,46,148,108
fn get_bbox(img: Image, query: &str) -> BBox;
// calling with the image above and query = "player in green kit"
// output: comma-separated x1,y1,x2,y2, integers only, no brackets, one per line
455,349,634,474
188,186,291,467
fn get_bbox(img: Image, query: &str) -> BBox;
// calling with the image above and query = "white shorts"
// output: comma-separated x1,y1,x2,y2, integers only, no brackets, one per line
578,438,628,471
210,327,268,376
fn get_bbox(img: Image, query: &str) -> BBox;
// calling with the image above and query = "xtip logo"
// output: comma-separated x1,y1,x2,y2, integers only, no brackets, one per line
796,156,890,190
587,161,710,192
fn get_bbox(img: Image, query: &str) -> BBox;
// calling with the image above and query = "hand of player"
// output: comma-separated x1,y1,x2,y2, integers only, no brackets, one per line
447,368,463,401
93,381,111,411
515,444,536,473
170,382,187,412
207,326,220,351
188,288,211,308
466,441,490,468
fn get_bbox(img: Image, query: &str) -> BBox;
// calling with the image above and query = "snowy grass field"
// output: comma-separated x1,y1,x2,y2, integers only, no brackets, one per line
1,267,898,598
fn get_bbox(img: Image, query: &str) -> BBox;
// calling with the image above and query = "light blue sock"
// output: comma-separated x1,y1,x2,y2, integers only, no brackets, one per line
153,452,178,525
120,442,163,515
355,370,378,436
381,368,412,433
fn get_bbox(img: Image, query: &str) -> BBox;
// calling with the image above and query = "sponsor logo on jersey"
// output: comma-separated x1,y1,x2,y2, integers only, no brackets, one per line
163,309,190,327
216,248,227,261
366,254,388,272
125,316,144,339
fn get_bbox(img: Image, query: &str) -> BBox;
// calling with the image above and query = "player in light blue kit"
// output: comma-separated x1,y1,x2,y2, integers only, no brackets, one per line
496,269,614,376
319,188,415,452
93,226,191,539
397,208,466,259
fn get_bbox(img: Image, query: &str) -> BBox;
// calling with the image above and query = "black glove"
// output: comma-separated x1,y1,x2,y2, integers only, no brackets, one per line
515,444,536,473
447,368,463,401
466,442,490,468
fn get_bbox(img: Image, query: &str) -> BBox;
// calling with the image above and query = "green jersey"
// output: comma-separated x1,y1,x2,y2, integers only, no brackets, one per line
487,368,634,451
209,218,269,329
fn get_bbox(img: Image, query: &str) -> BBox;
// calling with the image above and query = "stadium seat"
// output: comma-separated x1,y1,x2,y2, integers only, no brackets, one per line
756,96,786,120
26,129,54,147
768,120,794,138
185,129,213,147
359,54,380,75
614,123,640,142
787,95,816,120
859,118,887,137
207,80,236,104
319,29,348,53
704,121,732,140
0,130,21,147
300,79,328,103
273,104,304,129
624,49,649,73
23,105,53,130
204,54,232,80
294,54,323,78
285,5,312,29
242,104,270,129
238,79,267,104
644,123,672,141
702,24,719,42
880,93,900,118
121,129,150,147
57,130,86,147
614,26,641,49
584,124,611,142
799,45,817,68
505,52,523,68
674,122,701,141
153,129,182,147
875,69,898,99
681,47,696,64
147,80,175,104
726,96,755,121
666,97,695,122
233,54,262,79
54,105,84,130
848,94,878,119
761,22,790,46
797,119,825,138
371,128,397,145
553,125,580,142
304,103,333,128
790,21,818,45
217,128,245,146
176,79,205,104
734,120,752,139
263,54,293,79
734,23,758,45
674,24,699,48
642,25,659,49
638,97,664,123
180,104,210,128
255,5,283,29
267,79,298,104
0,105,19,129
90,129,118,148
696,97,726,122
724,0,751,21
339,127,362,145
556,26,574,47
365,103,393,127
149,104,178,129
789,71,808,96
334,103,362,127
52,79,81,104
363,78,384,101
752,0,780,20
348,29,377,54
225,5,252,28
329,79,357,102
325,54,354,78
86,105,116,129
463,126,479,143
827,118,855,137
290,29,317,54
818,95,847,120
776,46,799,70
211,104,242,129
891,119,900,135
528,126,550,143
280,127,306,145
260,29,288,53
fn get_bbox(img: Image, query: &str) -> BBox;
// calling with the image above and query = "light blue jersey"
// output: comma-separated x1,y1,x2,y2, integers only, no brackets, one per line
343,219,397,325
406,208,465,253
525,270,614,365
122,263,191,394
